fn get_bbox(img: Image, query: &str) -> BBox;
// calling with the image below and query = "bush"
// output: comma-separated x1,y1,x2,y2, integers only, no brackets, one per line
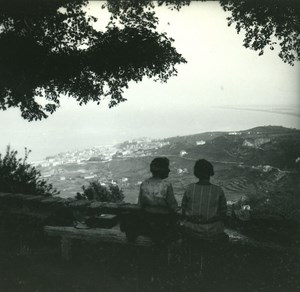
76,181,124,203
244,189,300,223
0,145,58,196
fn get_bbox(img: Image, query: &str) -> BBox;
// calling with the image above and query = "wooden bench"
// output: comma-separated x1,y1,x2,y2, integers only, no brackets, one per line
44,226,154,260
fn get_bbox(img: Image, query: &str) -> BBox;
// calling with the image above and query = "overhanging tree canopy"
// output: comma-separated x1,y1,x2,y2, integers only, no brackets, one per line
220,0,300,66
0,0,187,120
0,0,299,121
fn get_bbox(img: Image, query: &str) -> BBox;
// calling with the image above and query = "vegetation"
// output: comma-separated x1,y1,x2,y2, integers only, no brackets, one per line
0,146,58,196
243,174,300,223
76,181,124,203
0,0,186,121
0,0,299,120
220,0,300,66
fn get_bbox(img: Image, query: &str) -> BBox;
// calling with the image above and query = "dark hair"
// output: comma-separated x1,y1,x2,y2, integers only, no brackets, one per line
150,157,169,175
194,159,214,179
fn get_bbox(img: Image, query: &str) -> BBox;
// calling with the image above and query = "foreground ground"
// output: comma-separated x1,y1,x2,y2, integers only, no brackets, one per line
0,231,299,292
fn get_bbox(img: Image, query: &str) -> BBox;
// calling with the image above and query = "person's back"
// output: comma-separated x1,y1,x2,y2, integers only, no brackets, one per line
139,176,177,213
138,157,178,213
121,157,178,242
182,182,226,236
181,159,227,240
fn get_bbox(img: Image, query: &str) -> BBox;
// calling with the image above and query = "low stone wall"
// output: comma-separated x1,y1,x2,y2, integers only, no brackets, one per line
0,192,297,253
0,192,141,226
0,193,143,246
0,192,249,229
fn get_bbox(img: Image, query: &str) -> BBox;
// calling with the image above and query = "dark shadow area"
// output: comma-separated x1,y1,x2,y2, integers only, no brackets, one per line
0,230,299,292
0,205,299,292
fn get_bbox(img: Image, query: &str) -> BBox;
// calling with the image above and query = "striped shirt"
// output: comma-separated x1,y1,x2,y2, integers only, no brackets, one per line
181,183,227,236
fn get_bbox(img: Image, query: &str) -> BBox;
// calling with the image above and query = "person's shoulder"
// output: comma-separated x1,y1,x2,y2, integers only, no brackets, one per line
140,177,152,186
185,183,196,192
143,177,152,183
210,183,224,193
162,178,172,187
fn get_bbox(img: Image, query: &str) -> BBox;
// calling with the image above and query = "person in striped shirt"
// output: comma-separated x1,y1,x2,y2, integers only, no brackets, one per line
181,159,227,239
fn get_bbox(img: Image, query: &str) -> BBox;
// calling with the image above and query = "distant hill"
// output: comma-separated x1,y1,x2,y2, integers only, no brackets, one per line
113,125,300,204
160,131,225,146
153,126,300,170
40,126,300,209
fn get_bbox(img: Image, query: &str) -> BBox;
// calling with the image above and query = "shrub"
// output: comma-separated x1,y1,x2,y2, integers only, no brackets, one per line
244,189,300,223
0,145,58,196
76,181,124,203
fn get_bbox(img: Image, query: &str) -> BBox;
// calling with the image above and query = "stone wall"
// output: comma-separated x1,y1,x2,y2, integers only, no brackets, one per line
0,192,142,243
0,192,294,251
0,192,238,225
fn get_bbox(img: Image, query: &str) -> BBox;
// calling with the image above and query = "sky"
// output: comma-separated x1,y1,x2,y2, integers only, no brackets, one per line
0,1,299,161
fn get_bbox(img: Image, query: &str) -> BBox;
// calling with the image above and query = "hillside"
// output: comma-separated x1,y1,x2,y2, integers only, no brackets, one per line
156,125,300,168
39,126,300,217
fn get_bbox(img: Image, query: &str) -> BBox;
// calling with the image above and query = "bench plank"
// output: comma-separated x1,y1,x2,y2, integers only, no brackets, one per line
44,226,153,252
45,226,152,245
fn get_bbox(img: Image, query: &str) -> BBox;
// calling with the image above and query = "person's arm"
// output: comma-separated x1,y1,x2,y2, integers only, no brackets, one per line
166,184,178,212
218,188,227,220
137,184,144,207
181,191,188,216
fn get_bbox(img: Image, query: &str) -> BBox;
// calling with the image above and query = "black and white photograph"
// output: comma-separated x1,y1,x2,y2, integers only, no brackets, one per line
0,0,299,291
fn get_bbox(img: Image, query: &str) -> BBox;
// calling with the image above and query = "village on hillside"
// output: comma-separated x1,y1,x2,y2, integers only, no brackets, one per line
33,127,300,202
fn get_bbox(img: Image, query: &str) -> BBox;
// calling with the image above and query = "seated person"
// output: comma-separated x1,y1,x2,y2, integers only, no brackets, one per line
138,157,178,213
121,157,178,242
181,159,228,241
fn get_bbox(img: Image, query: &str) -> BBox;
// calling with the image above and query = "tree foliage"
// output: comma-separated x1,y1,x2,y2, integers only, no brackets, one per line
220,0,300,65
76,181,124,203
0,0,186,121
0,146,58,196
0,0,299,121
